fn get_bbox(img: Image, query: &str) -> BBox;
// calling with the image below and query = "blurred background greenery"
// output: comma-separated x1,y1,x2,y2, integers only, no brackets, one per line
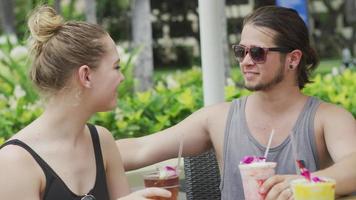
2,0,356,68
0,0,355,141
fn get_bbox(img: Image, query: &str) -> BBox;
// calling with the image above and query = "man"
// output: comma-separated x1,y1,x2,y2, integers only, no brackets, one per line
117,6,356,200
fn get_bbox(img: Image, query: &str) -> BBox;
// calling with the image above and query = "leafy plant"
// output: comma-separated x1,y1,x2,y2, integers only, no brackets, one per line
90,67,206,138
0,41,355,140
303,69,356,115
0,36,38,103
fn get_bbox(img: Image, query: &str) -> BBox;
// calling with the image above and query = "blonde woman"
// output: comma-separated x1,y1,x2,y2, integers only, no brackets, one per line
0,5,170,200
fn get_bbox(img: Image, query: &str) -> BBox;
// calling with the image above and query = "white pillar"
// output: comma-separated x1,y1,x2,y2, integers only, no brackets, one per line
198,0,225,106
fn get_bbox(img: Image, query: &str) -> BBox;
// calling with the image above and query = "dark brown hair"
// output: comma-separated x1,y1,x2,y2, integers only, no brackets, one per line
28,5,108,96
243,6,319,89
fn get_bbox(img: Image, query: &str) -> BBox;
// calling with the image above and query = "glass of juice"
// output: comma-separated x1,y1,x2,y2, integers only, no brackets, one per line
291,177,335,200
239,161,277,200
143,170,179,200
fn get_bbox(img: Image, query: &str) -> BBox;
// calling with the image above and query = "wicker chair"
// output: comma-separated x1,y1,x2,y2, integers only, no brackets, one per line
184,149,221,200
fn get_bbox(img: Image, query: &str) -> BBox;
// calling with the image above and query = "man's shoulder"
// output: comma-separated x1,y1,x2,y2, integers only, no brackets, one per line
318,101,351,115
200,97,249,116
201,101,232,114
316,101,355,123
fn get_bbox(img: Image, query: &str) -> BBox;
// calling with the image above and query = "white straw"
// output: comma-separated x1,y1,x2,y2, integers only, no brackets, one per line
290,130,300,175
176,135,184,175
263,129,275,160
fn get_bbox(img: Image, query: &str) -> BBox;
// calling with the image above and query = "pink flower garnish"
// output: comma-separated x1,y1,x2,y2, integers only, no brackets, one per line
296,160,311,181
296,160,326,183
164,166,177,173
301,171,311,181
259,157,267,161
311,176,325,183
241,156,254,164
240,156,266,164
158,165,178,178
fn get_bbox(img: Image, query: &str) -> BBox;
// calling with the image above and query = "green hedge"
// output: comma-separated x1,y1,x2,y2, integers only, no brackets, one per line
303,69,356,115
0,41,355,142
91,68,205,138
90,68,356,139
0,68,355,140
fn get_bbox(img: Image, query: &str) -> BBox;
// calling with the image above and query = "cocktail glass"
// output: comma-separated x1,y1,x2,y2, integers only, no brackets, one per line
143,171,179,200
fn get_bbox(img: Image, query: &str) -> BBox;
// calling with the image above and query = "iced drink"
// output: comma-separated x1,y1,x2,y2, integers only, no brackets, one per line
239,161,277,200
291,178,335,200
143,168,179,200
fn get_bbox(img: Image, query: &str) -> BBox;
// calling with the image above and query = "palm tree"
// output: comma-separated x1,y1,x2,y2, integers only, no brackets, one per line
85,0,97,24
0,0,16,35
131,0,153,91
218,0,231,83
54,0,61,14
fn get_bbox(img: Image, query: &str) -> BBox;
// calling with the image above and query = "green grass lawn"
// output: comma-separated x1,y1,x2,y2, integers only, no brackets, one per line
316,58,341,75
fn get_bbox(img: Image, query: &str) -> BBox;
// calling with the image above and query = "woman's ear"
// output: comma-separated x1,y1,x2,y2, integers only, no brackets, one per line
288,49,302,70
77,65,92,88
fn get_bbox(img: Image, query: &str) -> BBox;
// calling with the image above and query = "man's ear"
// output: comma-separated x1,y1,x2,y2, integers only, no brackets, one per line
77,65,92,88
288,49,302,69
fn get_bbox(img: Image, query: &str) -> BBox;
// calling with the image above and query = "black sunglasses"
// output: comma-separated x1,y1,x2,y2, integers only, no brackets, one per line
232,44,292,64
81,194,96,200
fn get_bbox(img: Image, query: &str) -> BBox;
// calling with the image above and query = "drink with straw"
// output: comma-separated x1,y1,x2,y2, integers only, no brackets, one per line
291,177,335,200
239,129,276,200
239,158,277,200
143,135,184,200
143,166,179,200
291,160,336,200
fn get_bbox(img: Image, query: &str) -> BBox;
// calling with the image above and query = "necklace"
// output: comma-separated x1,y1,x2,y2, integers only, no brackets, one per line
81,194,96,200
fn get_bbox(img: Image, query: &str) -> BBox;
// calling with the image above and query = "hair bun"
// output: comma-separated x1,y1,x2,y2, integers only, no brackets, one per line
28,5,64,55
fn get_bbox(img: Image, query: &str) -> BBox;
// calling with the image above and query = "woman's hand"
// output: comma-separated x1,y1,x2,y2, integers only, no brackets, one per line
261,174,301,200
117,187,171,200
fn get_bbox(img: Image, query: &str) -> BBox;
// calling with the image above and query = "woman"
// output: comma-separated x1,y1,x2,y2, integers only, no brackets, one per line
0,5,170,200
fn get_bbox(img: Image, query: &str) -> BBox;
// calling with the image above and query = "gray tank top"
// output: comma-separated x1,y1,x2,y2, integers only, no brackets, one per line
220,96,321,200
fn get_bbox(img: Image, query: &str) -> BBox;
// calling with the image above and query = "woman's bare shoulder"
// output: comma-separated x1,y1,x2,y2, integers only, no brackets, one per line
92,125,115,145
0,142,43,181
0,143,42,198
0,140,41,170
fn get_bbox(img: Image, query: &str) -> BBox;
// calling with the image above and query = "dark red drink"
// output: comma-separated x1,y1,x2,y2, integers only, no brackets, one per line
143,173,179,200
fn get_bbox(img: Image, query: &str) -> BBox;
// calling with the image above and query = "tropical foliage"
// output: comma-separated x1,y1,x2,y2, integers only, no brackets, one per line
303,69,356,115
0,42,355,143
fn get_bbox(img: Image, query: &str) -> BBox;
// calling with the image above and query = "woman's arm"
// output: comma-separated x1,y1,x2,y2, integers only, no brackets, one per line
117,188,171,200
92,125,174,200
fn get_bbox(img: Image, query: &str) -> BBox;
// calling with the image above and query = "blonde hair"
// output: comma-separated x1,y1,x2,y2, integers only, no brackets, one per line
27,5,108,96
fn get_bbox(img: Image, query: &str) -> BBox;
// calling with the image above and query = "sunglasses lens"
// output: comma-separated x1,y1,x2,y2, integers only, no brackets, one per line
234,45,246,61
250,47,266,63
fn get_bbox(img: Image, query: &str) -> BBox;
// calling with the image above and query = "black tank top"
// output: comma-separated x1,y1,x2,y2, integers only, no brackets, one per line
0,124,110,200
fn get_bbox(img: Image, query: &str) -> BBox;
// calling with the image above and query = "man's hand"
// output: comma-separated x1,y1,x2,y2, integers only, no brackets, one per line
117,188,171,200
260,174,301,200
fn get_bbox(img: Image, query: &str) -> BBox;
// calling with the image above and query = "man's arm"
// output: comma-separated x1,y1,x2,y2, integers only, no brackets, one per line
313,103,356,195
0,145,42,200
116,106,213,171
262,103,356,200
